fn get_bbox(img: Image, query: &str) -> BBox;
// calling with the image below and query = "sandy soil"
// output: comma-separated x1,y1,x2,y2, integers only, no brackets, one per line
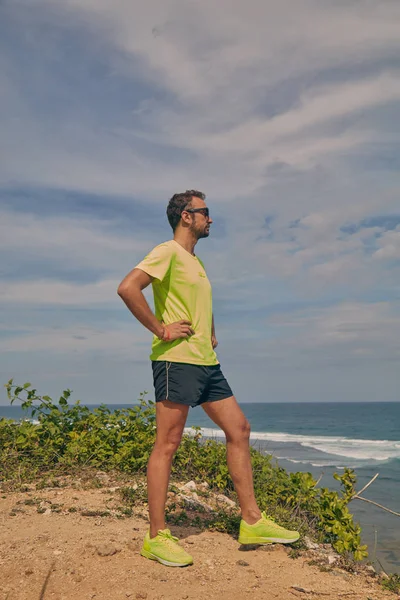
0,481,397,600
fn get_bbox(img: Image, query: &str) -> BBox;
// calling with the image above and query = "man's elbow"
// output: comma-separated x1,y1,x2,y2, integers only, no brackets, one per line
117,279,141,300
118,269,149,299
117,281,129,299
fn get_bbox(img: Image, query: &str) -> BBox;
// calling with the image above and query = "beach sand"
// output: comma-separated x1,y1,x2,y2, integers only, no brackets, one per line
0,480,397,600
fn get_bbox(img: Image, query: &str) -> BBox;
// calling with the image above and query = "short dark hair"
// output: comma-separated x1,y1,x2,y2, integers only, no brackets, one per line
166,190,206,231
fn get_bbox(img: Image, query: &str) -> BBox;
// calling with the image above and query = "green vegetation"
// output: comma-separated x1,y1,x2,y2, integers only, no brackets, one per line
381,573,400,594
1,379,367,561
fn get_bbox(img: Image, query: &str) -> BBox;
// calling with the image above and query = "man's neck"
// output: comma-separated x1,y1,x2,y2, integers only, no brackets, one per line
173,232,198,256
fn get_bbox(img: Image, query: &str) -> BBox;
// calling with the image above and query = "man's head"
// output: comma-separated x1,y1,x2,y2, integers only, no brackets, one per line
167,190,212,239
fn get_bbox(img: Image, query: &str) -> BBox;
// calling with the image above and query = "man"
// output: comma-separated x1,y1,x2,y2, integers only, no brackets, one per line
117,190,299,567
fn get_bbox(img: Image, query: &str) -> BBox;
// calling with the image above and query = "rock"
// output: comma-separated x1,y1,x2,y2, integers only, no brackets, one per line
240,543,258,551
95,471,110,484
303,536,320,550
96,543,122,557
179,494,213,512
53,550,62,556
365,565,376,575
237,560,250,567
43,508,52,516
200,482,209,490
291,586,312,594
182,481,197,491
216,494,236,508
322,543,333,551
327,554,338,565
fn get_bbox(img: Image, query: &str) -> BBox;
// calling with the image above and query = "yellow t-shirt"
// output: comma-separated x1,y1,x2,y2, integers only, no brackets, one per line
135,239,218,366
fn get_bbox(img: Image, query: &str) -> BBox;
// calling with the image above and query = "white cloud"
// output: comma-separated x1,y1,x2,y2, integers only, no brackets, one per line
0,208,152,274
1,1,400,199
0,323,149,357
60,0,400,101
270,301,400,349
230,301,400,367
0,279,118,306
185,72,400,158
374,226,400,260
1,0,400,402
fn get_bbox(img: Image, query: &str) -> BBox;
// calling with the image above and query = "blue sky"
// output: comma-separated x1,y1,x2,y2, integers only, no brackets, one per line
1,0,399,404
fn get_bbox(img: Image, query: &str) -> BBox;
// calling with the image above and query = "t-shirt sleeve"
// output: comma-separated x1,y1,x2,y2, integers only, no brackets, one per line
135,243,174,282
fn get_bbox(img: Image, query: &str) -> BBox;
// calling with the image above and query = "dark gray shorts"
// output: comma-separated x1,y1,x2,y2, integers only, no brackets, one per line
152,361,233,408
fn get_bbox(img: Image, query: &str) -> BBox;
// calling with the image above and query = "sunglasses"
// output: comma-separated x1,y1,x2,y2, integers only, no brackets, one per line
183,207,210,219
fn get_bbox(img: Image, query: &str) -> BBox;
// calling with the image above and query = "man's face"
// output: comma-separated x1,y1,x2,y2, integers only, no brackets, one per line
186,196,213,239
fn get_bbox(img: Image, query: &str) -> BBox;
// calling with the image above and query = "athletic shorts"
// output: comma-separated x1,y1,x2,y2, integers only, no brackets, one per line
151,361,233,408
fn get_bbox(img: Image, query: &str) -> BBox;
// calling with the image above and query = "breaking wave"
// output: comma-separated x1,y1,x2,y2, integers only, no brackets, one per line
185,427,400,462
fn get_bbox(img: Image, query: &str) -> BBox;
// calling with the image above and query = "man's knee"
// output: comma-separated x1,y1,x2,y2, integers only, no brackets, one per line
227,419,251,443
155,431,183,455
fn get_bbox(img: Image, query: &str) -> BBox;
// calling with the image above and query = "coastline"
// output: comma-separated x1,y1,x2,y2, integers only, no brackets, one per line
203,433,400,575
1,403,399,575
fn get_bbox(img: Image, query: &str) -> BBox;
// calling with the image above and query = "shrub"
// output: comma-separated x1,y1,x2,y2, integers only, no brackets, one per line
2,380,367,560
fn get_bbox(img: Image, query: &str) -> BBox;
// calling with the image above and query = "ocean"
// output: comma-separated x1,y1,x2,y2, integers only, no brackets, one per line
1,401,399,574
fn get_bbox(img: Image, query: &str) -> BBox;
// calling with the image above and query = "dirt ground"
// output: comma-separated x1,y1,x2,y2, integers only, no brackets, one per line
0,482,397,600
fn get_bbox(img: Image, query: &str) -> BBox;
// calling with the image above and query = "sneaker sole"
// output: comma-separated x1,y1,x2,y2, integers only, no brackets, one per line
141,548,193,567
238,535,299,545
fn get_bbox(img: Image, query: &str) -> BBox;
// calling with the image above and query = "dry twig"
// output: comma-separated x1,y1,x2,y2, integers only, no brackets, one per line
314,473,323,487
354,495,400,517
39,562,55,600
291,586,330,595
353,473,400,517
355,473,379,497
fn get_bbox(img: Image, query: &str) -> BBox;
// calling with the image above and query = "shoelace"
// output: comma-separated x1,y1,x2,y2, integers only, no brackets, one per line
157,529,180,548
261,511,275,522
261,512,286,529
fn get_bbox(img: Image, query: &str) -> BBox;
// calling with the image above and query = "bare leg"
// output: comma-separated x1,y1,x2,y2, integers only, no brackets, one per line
202,396,261,524
147,400,189,538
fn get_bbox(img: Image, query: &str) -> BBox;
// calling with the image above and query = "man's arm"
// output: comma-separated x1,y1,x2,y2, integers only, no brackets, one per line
117,268,195,341
117,268,164,338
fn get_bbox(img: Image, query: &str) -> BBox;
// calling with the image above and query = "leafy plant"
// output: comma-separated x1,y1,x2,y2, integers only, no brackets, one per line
2,379,156,476
2,380,368,561
381,573,400,594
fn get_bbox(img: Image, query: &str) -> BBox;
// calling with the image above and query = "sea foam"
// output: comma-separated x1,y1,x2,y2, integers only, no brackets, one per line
184,427,400,462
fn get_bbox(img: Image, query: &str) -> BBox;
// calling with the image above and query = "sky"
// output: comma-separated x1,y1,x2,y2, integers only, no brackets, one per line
1,0,399,405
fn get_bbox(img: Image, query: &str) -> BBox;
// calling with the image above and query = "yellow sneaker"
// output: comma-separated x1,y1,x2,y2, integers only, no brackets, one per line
141,529,193,567
239,511,300,545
